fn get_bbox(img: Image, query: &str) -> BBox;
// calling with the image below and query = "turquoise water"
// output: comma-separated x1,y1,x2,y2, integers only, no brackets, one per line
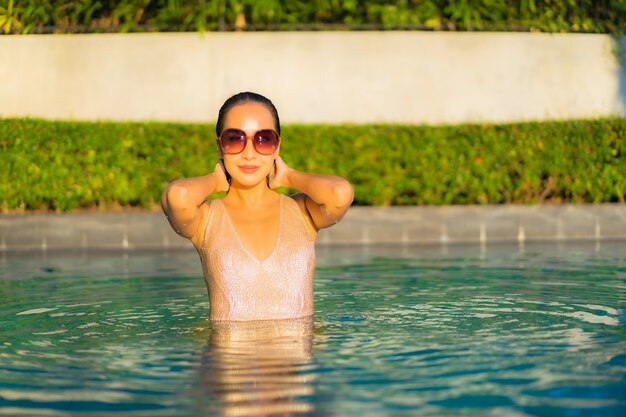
1,242,625,416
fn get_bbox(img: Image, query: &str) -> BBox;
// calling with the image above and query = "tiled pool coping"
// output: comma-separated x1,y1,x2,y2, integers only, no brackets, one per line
1,204,625,252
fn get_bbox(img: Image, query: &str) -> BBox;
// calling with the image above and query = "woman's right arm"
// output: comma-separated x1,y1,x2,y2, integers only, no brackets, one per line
161,162,229,239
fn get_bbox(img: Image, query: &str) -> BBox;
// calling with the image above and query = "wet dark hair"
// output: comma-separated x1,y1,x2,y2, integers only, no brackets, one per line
215,92,281,136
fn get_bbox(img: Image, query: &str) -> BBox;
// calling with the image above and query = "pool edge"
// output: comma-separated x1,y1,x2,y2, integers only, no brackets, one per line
1,204,625,252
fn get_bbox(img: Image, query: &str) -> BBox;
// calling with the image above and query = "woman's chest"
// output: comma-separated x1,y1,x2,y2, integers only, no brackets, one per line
226,205,281,261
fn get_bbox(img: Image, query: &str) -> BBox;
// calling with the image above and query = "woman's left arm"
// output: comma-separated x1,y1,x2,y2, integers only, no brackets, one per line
270,157,354,230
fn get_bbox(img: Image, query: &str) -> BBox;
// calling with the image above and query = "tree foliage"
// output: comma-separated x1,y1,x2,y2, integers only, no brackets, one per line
0,0,624,34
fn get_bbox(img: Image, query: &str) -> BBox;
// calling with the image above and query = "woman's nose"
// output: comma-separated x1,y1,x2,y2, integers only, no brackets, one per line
242,138,256,159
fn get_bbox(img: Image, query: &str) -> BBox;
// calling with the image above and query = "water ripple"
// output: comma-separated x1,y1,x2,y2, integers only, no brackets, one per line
0,243,625,416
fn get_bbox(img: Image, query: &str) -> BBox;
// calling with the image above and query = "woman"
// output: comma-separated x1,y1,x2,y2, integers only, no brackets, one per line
162,92,353,321
194,317,318,414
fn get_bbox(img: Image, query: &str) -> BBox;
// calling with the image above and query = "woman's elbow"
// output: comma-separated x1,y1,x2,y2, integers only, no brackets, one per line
332,180,354,209
162,181,189,210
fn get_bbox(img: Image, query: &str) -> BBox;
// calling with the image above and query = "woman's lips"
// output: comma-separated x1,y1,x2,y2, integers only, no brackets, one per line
238,165,260,174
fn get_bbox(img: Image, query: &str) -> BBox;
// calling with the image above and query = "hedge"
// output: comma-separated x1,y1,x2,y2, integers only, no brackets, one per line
1,0,624,34
0,117,624,212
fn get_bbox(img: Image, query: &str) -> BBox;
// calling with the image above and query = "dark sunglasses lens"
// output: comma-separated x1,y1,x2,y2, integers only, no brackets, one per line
221,130,246,154
253,130,279,155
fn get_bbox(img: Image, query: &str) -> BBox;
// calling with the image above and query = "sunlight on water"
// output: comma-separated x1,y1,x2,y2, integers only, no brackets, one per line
0,242,625,416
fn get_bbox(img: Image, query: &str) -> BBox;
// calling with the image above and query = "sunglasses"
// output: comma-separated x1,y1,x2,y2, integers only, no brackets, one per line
218,129,280,155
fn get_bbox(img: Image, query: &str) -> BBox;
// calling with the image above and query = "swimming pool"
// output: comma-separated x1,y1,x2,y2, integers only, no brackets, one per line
1,242,625,416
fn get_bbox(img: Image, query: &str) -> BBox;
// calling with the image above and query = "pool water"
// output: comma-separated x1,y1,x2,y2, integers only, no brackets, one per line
1,242,625,416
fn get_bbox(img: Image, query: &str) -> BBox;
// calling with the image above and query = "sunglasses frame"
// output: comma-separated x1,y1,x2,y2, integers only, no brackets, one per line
218,128,280,156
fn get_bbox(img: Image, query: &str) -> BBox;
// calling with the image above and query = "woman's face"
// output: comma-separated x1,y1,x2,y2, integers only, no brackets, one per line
219,102,279,188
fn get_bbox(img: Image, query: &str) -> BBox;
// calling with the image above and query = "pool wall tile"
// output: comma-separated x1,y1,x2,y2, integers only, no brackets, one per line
444,207,483,243
405,209,446,244
559,206,598,239
1,204,625,252
482,206,520,242
1,215,45,249
518,206,561,240
71,214,126,249
596,205,626,238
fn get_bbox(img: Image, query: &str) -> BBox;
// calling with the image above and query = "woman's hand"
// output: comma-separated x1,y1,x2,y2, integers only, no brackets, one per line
268,156,292,190
213,160,230,193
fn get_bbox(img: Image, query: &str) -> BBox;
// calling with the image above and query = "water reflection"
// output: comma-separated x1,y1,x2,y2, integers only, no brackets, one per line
195,316,318,416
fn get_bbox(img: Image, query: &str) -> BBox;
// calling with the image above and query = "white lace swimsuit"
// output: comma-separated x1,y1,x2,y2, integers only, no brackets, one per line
194,195,316,321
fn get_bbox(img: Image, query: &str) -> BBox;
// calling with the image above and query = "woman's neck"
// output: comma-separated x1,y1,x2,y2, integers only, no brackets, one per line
225,183,278,208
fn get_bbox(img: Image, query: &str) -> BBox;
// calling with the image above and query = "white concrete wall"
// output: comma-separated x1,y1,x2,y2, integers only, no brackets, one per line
1,32,624,124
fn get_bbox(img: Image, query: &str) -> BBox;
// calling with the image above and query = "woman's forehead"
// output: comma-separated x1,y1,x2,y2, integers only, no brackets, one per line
223,102,274,130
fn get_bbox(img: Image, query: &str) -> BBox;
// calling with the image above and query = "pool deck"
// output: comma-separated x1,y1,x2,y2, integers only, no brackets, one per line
1,204,625,252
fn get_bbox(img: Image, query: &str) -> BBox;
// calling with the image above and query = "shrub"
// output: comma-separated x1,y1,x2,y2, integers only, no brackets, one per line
0,117,624,212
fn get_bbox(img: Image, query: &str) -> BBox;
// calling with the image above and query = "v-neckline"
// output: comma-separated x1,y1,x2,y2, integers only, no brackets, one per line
219,195,283,264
